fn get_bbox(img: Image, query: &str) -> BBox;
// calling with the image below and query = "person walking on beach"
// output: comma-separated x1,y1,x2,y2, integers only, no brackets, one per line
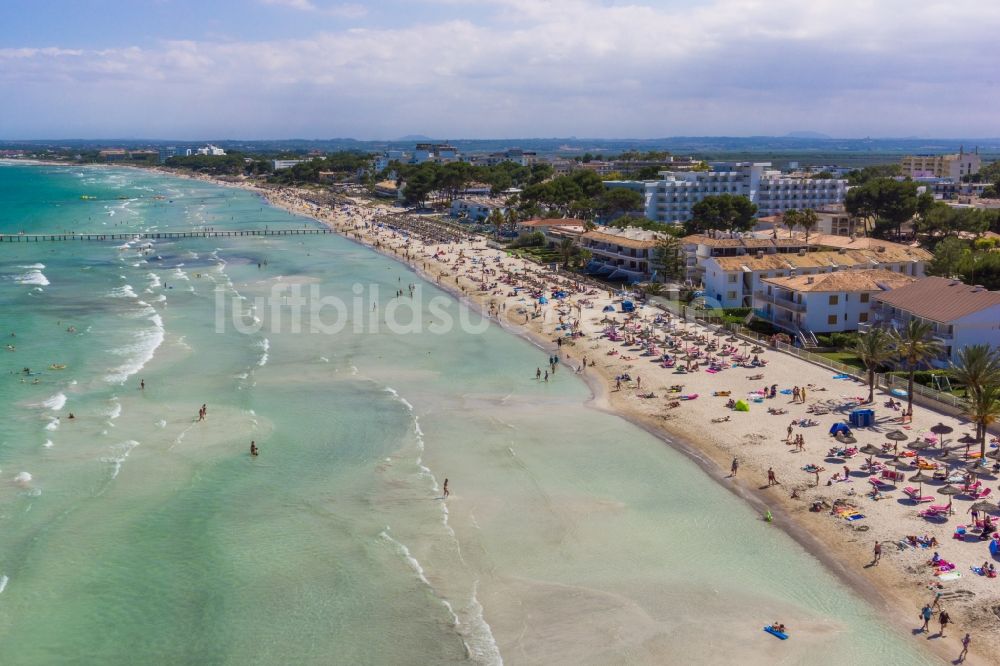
767,467,779,486
730,457,739,477
442,478,449,499
958,633,971,661
939,609,950,637
636,376,641,390
544,371,549,382
536,367,541,380
786,423,794,443
801,386,807,403
872,541,882,565
919,604,933,633
250,441,258,456
139,379,145,390
792,386,800,403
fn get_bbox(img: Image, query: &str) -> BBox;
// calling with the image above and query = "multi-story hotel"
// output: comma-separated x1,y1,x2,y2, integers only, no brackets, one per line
580,227,665,283
900,149,981,180
644,163,846,224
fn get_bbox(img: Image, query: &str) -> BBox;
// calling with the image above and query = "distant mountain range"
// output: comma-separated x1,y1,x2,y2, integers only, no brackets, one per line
784,131,832,139
4,136,999,164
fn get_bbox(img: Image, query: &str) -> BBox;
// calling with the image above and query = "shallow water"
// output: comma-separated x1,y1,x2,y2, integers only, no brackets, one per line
0,163,935,664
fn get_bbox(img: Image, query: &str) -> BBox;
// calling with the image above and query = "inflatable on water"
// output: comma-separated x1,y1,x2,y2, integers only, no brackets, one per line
764,626,788,640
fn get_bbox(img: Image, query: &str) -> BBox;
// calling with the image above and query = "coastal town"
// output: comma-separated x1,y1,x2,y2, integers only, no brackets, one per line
3,137,1000,663
67,139,995,663
3,1,1000,664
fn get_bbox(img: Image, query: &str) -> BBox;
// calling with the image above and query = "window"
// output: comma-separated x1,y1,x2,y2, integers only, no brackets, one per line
727,291,737,300
728,274,737,283
828,295,839,305
828,314,838,325
859,312,869,323
860,293,870,303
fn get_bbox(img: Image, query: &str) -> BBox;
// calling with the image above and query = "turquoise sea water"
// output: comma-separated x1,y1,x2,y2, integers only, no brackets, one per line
0,164,936,665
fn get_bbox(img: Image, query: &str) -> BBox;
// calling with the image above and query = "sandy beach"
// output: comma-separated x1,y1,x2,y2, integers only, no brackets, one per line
124,170,997,664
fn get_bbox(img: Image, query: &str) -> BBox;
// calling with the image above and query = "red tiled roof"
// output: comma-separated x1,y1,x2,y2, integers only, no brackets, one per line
872,276,1000,322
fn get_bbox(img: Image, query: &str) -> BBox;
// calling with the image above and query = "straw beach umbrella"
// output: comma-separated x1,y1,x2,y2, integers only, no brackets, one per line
931,422,953,448
970,500,1000,515
860,443,882,467
938,484,962,513
959,433,979,458
908,471,934,496
886,430,909,442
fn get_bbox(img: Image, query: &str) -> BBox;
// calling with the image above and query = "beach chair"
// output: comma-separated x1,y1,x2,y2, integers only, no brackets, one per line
928,504,951,514
868,476,891,491
904,487,934,503
973,487,992,500
919,507,947,520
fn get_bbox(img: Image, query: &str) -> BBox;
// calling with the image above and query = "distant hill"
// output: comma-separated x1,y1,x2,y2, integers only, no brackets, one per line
784,131,832,139
396,134,433,142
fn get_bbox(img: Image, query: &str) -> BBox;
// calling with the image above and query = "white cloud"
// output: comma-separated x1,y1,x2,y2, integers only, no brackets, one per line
257,0,367,16
1,0,998,138
259,0,318,10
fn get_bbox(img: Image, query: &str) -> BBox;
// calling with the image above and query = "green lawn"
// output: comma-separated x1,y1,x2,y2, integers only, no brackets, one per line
510,247,561,264
816,351,865,369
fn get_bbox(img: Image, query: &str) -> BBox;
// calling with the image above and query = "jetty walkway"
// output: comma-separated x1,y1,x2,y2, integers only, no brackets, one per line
1,228,333,243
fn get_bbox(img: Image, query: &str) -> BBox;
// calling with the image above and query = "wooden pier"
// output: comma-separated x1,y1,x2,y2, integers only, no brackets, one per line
0,228,334,242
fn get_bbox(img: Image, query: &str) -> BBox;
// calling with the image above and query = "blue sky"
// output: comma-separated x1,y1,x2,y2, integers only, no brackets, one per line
1,0,997,140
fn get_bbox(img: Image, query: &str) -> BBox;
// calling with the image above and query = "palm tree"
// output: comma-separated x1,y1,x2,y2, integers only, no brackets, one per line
558,237,577,268
949,345,1000,456
853,326,894,403
643,282,665,297
783,209,801,239
963,385,1000,459
486,209,504,240
948,344,1000,400
798,208,820,245
890,319,943,415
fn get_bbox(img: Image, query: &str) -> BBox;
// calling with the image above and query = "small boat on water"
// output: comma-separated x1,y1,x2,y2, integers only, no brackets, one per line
80,195,97,200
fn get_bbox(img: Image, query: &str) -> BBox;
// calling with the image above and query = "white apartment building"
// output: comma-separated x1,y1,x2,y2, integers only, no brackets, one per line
645,163,846,224
901,148,981,180
470,149,538,167
754,269,916,334
702,244,930,309
195,144,226,156
272,159,308,171
374,149,407,173
868,277,1000,365
581,227,665,283
413,143,459,164
450,197,505,222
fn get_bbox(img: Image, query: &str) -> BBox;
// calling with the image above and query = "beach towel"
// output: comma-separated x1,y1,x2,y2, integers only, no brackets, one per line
937,571,962,582
833,374,851,379
779,389,793,395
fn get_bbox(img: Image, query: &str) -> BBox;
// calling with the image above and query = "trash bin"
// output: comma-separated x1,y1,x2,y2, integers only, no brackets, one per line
849,409,874,427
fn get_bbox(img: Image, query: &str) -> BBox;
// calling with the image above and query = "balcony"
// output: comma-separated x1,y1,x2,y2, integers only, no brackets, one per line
754,290,805,312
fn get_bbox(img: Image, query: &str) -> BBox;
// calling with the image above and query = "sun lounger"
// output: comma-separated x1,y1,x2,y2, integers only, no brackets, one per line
904,487,934,503
919,507,947,519
928,504,951,513
868,476,891,491
973,487,992,500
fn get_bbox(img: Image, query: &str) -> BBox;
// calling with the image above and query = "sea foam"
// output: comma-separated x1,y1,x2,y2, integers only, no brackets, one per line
15,269,49,286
